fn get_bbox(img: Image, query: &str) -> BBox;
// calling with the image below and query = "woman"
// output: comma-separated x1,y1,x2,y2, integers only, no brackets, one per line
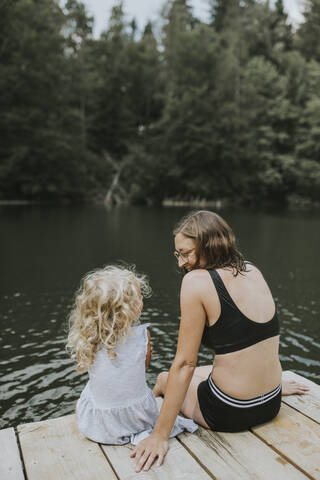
131,210,308,472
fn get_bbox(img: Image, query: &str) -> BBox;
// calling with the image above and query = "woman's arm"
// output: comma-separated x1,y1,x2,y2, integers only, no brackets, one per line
131,271,207,472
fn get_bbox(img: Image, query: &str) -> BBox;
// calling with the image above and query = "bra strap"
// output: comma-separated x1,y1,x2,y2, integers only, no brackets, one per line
209,270,238,311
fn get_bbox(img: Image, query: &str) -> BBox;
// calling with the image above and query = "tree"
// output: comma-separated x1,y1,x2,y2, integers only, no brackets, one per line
292,60,320,201
118,21,165,204
162,0,195,79
63,0,94,149
87,5,165,204
0,0,318,206
0,0,100,199
0,0,70,198
209,0,241,32
273,0,292,52
239,1,292,64
239,56,291,201
297,0,320,62
155,19,221,199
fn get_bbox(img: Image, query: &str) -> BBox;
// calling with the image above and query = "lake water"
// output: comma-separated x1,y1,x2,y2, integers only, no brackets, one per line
0,205,319,429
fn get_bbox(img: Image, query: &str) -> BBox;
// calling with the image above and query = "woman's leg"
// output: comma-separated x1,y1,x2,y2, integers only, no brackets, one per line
180,366,211,428
153,365,212,428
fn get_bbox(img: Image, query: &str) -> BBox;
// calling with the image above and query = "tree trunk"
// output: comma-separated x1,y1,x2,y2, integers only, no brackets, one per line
103,151,129,207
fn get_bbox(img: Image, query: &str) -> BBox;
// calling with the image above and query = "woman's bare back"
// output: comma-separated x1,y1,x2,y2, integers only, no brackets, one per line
200,265,282,398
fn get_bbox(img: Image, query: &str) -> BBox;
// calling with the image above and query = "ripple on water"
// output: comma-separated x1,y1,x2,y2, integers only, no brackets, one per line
0,293,319,429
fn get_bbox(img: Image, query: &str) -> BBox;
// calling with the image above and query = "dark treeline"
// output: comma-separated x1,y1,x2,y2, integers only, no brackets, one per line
1,0,320,206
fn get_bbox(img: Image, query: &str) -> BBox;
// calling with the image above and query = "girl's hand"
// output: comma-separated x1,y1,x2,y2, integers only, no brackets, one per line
130,433,168,472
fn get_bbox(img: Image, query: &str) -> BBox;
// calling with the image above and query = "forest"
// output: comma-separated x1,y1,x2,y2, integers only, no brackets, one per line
0,0,319,207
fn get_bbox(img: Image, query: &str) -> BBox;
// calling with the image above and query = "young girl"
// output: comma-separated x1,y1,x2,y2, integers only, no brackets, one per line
66,265,197,445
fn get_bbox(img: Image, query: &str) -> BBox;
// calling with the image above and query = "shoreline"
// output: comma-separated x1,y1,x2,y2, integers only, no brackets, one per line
0,196,319,210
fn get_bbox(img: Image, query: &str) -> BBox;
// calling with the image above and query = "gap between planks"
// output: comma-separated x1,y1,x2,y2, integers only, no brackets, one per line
178,425,309,480
251,427,314,480
176,435,217,480
7,372,319,480
252,400,320,480
100,437,212,479
17,415,118,480
0,427,25,480
14,426,27,480
98,443,120,480
282,371,320,425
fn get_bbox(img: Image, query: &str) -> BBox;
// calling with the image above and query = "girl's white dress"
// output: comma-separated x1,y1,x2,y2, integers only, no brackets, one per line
76,323,198,445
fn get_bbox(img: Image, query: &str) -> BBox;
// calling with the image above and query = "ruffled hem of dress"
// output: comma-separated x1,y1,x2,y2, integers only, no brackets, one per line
77,387,159,444
77,386,198,445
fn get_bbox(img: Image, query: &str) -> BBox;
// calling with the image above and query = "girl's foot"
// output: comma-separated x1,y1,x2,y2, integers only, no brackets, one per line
282,380,310,396
152,384,162,398
152,371,168,398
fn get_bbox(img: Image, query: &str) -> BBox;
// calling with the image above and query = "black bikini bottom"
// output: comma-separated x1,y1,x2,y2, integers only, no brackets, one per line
197,375,282,433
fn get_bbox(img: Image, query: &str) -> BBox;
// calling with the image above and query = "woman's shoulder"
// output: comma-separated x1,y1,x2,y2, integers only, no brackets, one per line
216,262,263,280
242,262,267,284
182,269,210,286
184,268,210,281
181,269,212,298
218,263,272,297
244,261,262,275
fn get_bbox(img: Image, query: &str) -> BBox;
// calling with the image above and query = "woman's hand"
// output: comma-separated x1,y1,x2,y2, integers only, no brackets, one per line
282,379,309,396
130,433,168,472
131,272,205,472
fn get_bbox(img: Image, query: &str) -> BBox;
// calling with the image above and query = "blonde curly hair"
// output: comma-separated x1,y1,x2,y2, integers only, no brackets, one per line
66,265,151,373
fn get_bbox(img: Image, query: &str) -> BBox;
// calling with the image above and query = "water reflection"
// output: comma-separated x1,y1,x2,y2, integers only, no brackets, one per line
0,300,180,428
0,205,319,429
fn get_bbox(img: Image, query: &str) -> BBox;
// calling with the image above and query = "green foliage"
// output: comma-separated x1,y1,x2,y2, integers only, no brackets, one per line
239,57,291,199
0,0,97,199
0,0,319,206
210,0,242,31
297,0,320,62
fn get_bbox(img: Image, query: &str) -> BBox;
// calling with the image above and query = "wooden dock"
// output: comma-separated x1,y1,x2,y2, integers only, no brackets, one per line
1,371,320,479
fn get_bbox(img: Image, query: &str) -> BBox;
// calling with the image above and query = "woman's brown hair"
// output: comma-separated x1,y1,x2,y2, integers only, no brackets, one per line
173,210,246,275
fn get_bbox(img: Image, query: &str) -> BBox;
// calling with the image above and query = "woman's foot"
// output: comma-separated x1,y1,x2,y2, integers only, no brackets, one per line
282,380,310,396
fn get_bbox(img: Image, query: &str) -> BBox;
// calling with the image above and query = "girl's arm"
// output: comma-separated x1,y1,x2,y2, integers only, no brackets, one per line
145,329,153,369
131,271,207,472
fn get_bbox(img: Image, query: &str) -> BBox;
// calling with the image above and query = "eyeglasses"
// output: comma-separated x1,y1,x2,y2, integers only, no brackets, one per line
173,249,195,262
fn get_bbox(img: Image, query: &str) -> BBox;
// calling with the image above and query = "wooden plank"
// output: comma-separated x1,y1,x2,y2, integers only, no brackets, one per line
101,438,212,480
0,427,25,480
178,427,308,480
253,403,320,479
282,371,320,424
18,414,117,480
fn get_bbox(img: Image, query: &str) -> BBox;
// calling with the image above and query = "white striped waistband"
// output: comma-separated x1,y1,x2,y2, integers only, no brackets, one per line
208,376,281,409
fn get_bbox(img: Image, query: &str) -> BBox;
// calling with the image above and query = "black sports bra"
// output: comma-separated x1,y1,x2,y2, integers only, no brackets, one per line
201,270,280,354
